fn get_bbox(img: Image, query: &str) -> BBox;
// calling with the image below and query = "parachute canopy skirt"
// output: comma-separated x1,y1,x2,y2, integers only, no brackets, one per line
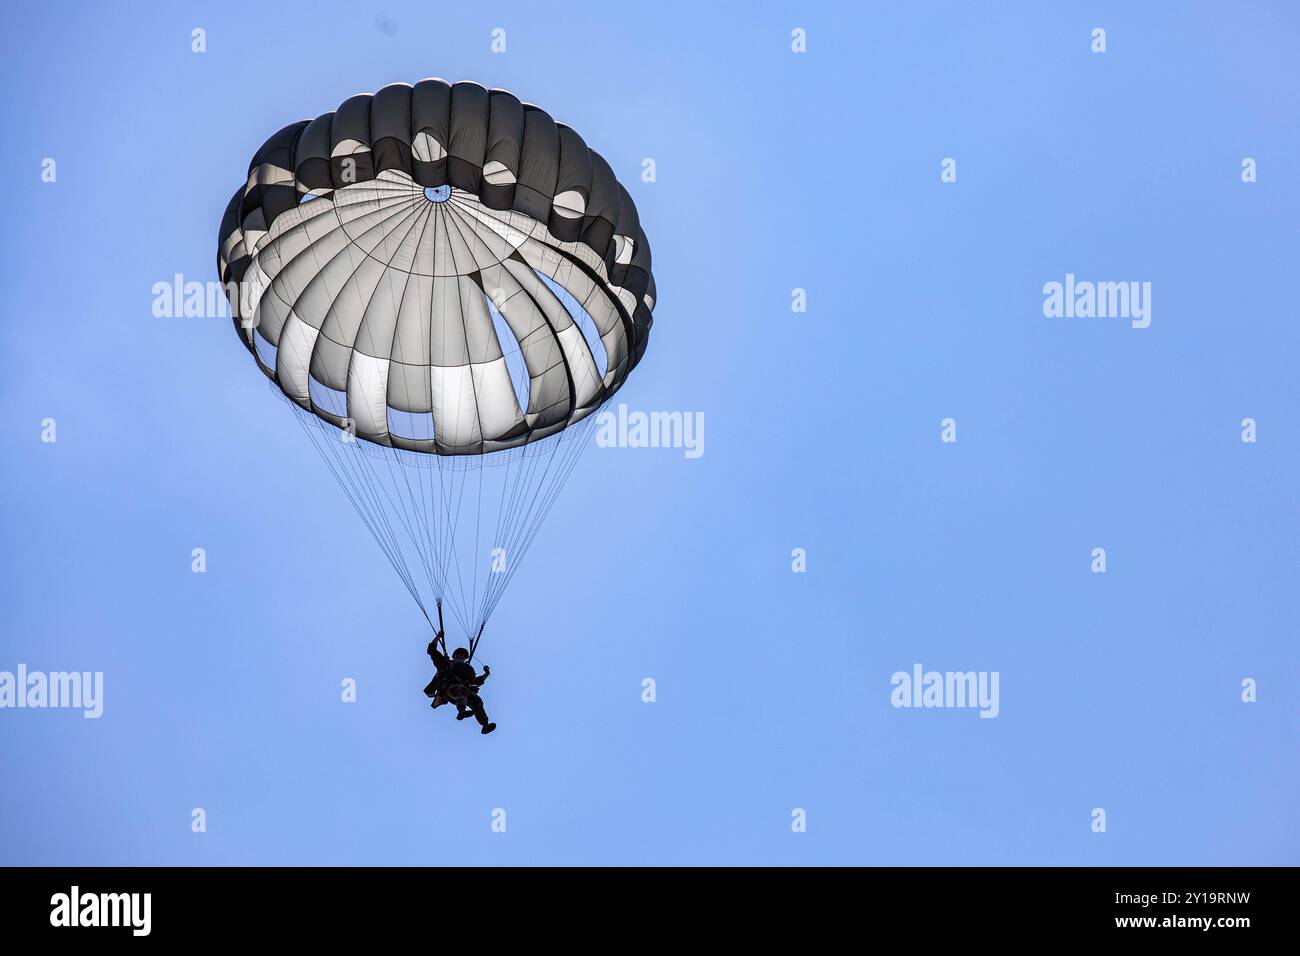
218,80,656,640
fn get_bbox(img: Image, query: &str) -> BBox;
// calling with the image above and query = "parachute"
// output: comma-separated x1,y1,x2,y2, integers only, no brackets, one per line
217,80,656,651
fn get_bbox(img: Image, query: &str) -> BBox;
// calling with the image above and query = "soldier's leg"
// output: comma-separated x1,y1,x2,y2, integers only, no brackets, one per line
466,692,489,726
447,684,474,719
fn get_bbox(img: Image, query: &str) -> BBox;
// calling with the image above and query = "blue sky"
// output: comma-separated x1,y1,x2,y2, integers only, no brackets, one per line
1,1,1297,865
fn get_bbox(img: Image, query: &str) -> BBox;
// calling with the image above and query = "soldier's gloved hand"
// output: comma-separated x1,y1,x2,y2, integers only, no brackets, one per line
482,666,490,676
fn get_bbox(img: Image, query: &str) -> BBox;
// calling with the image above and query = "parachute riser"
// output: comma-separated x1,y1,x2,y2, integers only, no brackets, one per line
434,600,449,654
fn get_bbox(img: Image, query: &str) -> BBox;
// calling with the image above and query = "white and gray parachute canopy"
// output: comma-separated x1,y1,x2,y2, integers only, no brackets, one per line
218,80,656,645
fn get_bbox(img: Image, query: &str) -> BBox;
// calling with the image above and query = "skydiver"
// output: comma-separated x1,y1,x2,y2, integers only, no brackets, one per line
425,630,496,734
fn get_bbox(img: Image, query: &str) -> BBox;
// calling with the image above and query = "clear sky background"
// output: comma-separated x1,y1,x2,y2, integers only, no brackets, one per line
1,1,1297,865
